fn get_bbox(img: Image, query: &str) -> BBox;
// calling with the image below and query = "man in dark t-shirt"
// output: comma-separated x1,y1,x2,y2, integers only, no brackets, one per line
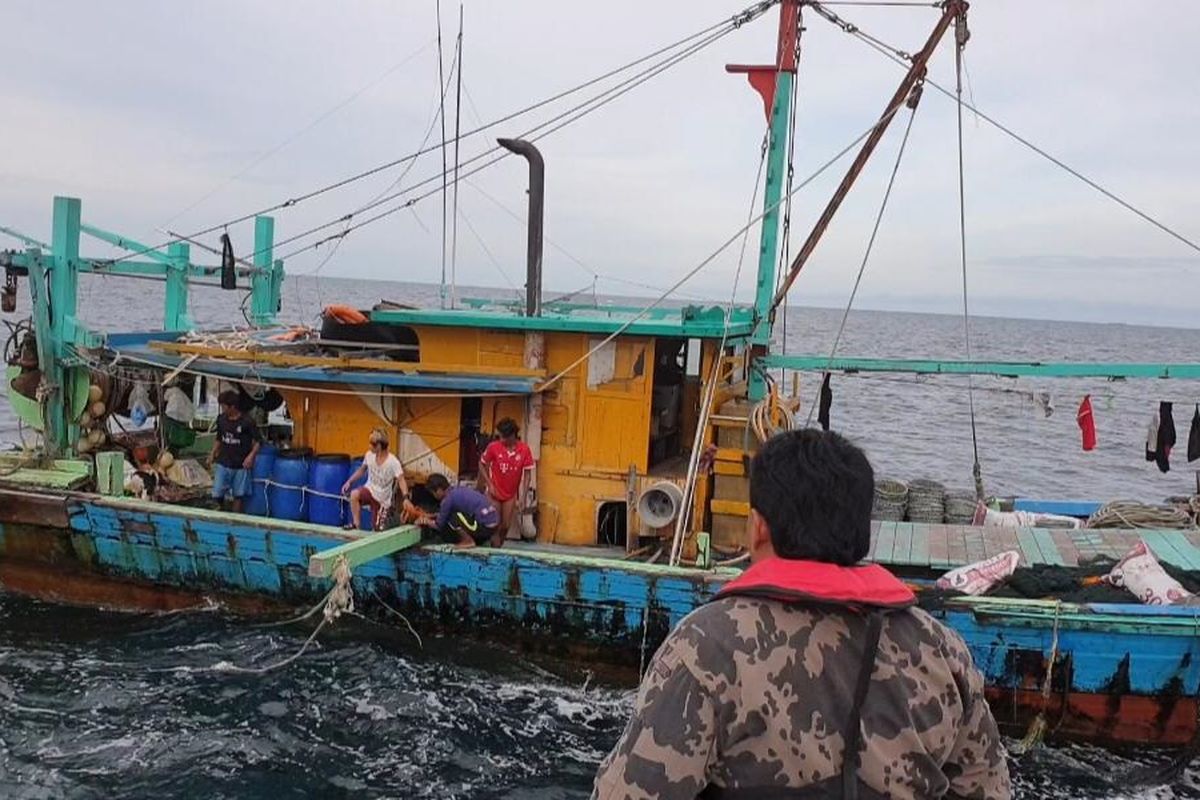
208,389,261,513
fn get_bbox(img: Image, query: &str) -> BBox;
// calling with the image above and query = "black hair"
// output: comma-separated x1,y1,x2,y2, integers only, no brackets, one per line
496,418,519,438
748,429,874,566
426,474,450,493
218,389,240,407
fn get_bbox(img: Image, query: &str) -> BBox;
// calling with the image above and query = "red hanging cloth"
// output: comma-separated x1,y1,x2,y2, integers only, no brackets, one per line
1077,395,1097,451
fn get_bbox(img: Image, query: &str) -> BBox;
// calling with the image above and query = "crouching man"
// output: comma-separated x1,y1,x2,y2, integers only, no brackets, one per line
592,429,1010,800
422,474,503,549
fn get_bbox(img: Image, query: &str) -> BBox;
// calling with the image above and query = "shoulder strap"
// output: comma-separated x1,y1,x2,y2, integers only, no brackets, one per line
842,612,884,800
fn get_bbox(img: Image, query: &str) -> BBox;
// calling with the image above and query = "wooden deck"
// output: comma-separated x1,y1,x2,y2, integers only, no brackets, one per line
867,521,1200,572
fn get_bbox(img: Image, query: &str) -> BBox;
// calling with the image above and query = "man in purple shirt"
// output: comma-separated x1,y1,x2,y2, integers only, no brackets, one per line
423,474,502,548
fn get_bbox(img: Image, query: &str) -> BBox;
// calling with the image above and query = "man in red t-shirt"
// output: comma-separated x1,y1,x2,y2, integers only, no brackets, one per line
479,417,535,541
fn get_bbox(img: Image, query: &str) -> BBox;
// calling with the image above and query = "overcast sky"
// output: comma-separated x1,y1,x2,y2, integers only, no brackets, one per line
1,1,1198,326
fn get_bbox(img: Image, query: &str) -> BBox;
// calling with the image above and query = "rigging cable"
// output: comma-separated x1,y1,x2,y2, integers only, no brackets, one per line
271,20,752,264
669,131,769,567
953,8,985,501
98,1,777,268
437,0,449,308
450,4,465,309
812,2,1200,258
803,87,921,428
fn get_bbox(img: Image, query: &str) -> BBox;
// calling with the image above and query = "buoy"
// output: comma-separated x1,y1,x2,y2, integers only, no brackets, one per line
90,401,106,418
158,451,175,469
88,384,103,403
77,438,93,454
79,411,93,428
88,429,104,446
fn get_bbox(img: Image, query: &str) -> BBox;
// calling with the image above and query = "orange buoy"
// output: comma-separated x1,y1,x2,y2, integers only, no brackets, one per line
323,304,368,325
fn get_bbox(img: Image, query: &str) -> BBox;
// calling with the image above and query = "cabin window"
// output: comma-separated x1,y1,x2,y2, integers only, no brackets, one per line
597,501,627,548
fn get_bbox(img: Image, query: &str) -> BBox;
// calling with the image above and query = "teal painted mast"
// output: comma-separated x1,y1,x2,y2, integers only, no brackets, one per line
727,0,800,401
0,196,284,456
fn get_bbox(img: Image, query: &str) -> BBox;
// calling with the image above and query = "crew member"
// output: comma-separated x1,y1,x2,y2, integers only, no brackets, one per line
423,473,501,548
479,417,534,539
593,429,1011,800
208,389,261,514
342,428,410,531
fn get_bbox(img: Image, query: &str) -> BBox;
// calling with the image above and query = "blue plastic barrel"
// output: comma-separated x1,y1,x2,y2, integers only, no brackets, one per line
268,448,311,521
307,454,351,527
245,443,278,516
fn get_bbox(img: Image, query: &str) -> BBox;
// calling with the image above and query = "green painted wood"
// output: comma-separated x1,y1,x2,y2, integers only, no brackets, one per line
164,241,193,332
308,526,422,578
909,523,930,567
874,521,897,564
892,522,913,565
1140,530,1200,571
249,216,277,326
749,68,794,401
757,354,1200,380
929,524,951,568
370,305,756,339
81,223,172,265
0,225,49,250
1015,528,1046,566
867,520,880,561
1030,528,1065,567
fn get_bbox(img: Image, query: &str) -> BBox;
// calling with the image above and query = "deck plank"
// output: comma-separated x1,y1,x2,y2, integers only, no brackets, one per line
893,523,913,566
1015,528,1045,567
1156,531,1200,571
1049,529,1080,567
963,526,987,564
929,524,951,569
875,521,897,564
909,524,930,567
946,526,968,567
1141,530,1200,571
1030,528,1066,567
868,520,881,561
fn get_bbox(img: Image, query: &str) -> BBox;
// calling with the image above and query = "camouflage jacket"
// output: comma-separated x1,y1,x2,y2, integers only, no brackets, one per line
592,596,1010,799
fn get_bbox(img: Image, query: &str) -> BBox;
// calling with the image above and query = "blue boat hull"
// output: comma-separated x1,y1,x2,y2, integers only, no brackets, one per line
1,487,1198,745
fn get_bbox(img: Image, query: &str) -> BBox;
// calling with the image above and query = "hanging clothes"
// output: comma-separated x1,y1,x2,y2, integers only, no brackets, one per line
1156,401,1176,474
1146,412,1160,463
1076,395,1096,451
1189,405,1200,463
818,372,832,432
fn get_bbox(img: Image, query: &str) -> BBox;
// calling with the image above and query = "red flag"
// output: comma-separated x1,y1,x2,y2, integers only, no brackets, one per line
1077,395,1097,451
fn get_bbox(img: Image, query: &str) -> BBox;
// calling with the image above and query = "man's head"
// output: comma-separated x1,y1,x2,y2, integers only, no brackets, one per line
496,417,519,446
368,428,389,453
746,429,874,566
218,390,241,417
426,473,450,500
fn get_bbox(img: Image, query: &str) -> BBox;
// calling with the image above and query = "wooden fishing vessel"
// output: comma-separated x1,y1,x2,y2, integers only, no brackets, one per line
4,0,1200,747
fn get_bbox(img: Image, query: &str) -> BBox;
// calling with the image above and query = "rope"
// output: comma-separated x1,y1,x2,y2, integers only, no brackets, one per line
1086,501,1196,530
1013,599,1062,753
212,554,354,675
818,4,1200,260
536,103,910,394
803,91,920,429
953,8,984,502
669,131,769,567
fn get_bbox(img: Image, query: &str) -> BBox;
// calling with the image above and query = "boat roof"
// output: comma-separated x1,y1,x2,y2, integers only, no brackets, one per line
370,299,756,339
104,332,540,394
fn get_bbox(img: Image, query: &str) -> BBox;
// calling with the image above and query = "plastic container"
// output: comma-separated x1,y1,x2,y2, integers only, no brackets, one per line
268,448,311,521
245,443,278,516
307,453,352,527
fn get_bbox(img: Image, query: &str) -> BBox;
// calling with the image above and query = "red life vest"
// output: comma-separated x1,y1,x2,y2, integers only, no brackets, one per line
714,556,916,609
1077,395,1097,452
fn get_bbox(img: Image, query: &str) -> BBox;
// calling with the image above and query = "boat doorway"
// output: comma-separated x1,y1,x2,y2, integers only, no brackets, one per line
648,337,699,470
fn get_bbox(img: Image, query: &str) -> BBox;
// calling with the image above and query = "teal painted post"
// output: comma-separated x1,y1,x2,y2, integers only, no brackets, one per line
749,71,794,401
249,216,275,326
45,196,83,455
165,241,193,331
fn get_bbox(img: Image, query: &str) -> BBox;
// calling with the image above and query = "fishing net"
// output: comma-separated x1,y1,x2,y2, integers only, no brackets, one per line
907,479,945,524
872,478,908,521
943,489,977,525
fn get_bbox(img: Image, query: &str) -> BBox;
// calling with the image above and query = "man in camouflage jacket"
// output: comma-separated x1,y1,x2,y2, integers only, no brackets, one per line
593,429,1010,799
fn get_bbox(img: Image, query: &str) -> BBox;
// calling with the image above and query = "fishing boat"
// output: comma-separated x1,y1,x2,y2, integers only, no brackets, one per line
4,0,1200,747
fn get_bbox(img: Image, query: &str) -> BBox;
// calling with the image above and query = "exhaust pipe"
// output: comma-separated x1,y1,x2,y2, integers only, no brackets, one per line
496,138,543,317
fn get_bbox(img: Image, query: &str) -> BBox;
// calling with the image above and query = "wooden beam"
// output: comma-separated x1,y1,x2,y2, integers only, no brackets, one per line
758,354,1200,380
710,499,750,517
307,526,421,578
150,341,546,379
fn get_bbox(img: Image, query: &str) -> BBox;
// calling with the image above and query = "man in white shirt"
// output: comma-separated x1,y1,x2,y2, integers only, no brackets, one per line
341,428,409,531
